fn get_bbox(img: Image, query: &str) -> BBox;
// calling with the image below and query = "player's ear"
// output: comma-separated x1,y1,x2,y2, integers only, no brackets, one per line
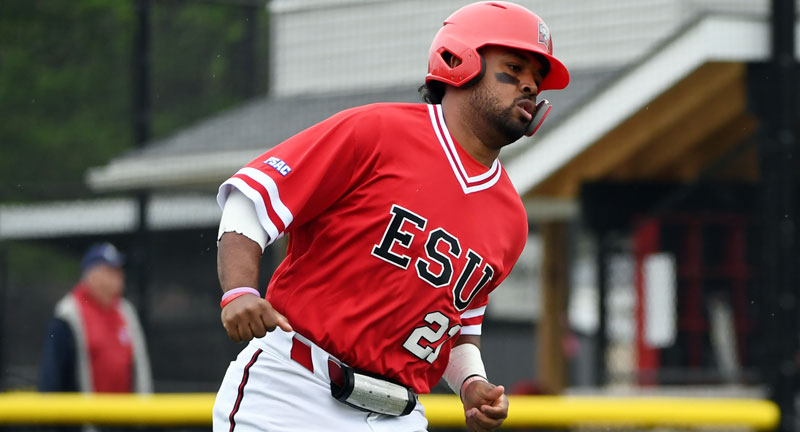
442,51,462,68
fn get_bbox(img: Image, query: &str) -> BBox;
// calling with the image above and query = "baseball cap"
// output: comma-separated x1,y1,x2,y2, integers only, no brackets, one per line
81,242,125,274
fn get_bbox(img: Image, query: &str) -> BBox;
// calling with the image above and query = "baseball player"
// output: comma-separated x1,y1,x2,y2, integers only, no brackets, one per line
212,2,569,431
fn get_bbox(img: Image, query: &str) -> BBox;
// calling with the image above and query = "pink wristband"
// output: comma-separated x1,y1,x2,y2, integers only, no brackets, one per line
220,287,260,308
460,375,488,400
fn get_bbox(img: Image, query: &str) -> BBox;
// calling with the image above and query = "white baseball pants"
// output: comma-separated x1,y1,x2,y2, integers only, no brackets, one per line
212,330,429,431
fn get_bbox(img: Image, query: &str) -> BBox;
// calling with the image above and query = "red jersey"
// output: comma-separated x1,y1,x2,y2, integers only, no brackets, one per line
217,103,528,393
73,283,133,392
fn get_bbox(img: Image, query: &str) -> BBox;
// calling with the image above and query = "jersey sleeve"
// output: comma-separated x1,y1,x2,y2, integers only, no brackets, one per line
459,225,528,336
217,108,373,242
458,304,487,336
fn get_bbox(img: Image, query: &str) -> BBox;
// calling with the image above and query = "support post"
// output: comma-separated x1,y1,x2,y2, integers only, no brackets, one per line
132,0,152,331
0,242,7,391
760,1,798,431
595,230,609,386
538,222,568,393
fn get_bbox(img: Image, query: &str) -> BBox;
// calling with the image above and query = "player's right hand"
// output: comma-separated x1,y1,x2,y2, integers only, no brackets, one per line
462,380,508,432
221,294,293,342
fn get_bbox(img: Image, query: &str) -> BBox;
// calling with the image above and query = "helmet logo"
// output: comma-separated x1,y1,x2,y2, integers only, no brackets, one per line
538,21,551,53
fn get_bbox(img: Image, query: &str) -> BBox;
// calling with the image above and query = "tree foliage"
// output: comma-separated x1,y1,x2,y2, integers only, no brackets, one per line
0,0,268,201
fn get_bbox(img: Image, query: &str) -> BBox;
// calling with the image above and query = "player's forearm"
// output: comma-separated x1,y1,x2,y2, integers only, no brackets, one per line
454,334,481,349
217,232,262,292
444,335,488,398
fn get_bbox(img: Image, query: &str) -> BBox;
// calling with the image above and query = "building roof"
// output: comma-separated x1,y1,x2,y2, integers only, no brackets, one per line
86,68,618,192
9,69,615,241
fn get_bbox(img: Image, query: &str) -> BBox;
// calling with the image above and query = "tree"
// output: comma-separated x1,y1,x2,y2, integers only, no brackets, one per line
0,0,135,200
0,0,268,201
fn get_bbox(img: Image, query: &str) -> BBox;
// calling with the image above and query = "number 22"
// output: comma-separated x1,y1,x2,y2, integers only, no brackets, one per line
402,311,462,363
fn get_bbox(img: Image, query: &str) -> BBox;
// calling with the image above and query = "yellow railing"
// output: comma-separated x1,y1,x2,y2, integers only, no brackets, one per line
0,392,780,429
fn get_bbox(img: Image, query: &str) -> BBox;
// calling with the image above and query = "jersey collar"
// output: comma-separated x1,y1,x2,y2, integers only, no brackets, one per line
428,104,502,195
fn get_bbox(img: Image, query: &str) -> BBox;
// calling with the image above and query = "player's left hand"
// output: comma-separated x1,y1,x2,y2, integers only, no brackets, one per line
461,380,508,431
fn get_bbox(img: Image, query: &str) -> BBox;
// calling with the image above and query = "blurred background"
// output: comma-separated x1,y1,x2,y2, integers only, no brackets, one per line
0,0,798,431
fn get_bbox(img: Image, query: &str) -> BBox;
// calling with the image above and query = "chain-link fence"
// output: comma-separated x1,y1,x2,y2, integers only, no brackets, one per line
0,0,795,430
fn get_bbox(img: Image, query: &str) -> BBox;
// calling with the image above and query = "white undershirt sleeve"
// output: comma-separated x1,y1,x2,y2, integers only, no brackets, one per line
218,188,271,251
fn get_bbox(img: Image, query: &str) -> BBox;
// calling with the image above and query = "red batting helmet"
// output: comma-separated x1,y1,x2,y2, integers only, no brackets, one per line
426,1,570,91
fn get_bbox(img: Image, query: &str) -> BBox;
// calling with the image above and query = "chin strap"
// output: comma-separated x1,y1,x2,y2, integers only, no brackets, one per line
525,99,551,137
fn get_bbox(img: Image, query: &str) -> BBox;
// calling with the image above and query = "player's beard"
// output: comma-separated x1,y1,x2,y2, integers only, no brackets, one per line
468,82,529,144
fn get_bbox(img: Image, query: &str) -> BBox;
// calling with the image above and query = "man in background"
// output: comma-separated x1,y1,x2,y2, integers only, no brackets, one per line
39,242,152,394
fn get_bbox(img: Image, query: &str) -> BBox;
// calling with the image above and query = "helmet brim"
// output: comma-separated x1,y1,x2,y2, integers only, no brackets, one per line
537,52,569,91
478,41,570,91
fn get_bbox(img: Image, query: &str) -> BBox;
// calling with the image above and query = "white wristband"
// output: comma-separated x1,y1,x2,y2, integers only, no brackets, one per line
442,343,487,399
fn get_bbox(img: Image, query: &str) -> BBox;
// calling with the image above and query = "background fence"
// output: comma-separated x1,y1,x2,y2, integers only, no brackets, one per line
1,0,797,430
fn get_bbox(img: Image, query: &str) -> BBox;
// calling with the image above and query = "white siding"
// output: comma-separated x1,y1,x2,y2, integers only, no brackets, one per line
268,0,783,97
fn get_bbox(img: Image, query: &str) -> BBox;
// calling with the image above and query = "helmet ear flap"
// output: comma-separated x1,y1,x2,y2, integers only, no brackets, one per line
428,40,484,88
461,55,485,88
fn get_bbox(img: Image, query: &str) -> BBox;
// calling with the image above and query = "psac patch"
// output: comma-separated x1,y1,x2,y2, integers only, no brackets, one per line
264,156,292,176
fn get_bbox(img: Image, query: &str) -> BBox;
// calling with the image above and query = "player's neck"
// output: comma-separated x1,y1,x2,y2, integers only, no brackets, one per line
440,99,502,168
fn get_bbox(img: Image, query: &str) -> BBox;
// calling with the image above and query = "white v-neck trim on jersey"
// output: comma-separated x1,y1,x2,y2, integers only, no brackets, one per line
427,104,503,195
